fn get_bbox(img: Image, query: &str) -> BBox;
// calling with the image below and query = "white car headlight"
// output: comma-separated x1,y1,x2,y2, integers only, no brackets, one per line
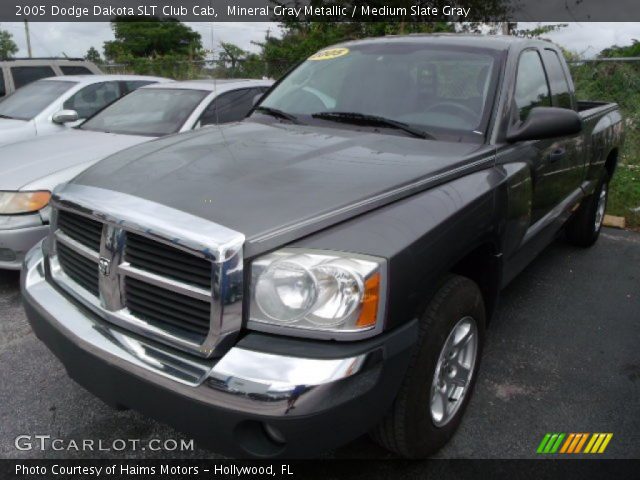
0,191,51,215
249,249,385,339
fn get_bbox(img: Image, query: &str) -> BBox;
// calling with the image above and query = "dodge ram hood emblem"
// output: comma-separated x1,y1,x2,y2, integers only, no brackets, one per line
98,257,111,277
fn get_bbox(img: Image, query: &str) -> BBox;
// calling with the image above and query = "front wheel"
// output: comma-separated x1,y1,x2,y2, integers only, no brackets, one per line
371,275,486,458
566,174,609,247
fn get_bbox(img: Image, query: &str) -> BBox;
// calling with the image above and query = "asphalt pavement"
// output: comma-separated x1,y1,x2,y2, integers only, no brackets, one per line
1,228,638,460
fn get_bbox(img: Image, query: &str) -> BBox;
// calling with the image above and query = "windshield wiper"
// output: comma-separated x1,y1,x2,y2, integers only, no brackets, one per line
311,111,435,139
254,106,300,124
0,114,15,120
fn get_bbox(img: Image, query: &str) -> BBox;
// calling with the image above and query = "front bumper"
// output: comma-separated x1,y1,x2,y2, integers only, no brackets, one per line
22,243,416,457
0,213,48,270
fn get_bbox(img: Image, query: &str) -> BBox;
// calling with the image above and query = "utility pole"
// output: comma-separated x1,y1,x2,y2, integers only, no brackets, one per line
264,27,270,79
24,20,32,58
500,22,516,36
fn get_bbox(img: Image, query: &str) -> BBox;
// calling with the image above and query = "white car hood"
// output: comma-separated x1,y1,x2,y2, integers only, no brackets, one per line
0,129,153,191
0,118,36,146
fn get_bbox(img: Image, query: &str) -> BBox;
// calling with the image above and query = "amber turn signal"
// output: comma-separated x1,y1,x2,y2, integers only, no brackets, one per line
356,272,381,328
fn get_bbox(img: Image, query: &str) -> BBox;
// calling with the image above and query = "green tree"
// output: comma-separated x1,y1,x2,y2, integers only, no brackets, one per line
85,46,102,64
0,29,18,60
460,22,567,37
218,42,247,71
560,47,581,63
600,39,640,58
238,53,267,78
215,42,267,78
103,18,203,62
511,23,568,38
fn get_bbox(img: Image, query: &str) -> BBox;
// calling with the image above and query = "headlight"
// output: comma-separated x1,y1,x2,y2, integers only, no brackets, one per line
249,249,385,339
0,191,51,214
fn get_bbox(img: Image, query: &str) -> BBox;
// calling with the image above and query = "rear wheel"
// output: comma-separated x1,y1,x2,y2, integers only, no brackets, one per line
566,174,609,247
371,275,486,458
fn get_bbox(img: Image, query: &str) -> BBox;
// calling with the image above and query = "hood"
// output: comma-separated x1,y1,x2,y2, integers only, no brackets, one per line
0,129,151,191
73,121,495,255
0,118,35,146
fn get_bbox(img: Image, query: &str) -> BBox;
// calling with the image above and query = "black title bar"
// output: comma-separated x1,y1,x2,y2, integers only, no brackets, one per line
2,0,640,22
3,459,640,480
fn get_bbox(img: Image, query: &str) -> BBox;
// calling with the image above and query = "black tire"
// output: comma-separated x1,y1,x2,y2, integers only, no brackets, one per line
371,275,486,458
565,174,609,247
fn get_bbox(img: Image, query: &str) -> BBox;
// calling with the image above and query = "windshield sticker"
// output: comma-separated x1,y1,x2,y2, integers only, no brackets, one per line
308,48,349,61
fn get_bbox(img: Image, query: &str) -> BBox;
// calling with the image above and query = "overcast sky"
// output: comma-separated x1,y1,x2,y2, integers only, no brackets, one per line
0,22,279,58
0,22,637,59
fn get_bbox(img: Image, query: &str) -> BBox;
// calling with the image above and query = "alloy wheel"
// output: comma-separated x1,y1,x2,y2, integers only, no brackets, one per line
430,316,479,427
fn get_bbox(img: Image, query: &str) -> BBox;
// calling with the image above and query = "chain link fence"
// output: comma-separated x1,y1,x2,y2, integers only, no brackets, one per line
100,58,291,80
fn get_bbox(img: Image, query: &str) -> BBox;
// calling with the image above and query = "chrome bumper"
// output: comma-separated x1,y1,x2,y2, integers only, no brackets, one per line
22,242,373,410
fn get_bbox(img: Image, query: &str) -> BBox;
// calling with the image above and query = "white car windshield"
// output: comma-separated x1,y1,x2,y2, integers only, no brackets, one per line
0,80,77,121
80,88,209,136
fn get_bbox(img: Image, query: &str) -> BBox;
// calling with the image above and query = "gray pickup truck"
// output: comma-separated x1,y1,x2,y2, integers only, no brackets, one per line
22,35,623,458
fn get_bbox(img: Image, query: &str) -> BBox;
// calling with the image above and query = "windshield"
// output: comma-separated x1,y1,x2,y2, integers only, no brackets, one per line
258,43,502,139
80,88,209,136
0,80,76,120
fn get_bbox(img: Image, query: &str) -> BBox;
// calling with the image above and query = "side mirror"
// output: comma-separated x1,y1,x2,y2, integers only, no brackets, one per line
52,110,79,125
252,93,263,107
507,107,582,143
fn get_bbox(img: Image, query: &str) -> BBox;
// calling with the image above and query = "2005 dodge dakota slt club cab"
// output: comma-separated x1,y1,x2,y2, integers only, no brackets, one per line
22,35,623,458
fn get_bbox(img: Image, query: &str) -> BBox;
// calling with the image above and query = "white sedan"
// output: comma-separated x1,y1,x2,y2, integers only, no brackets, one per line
0,79,273,269
0,75,169,146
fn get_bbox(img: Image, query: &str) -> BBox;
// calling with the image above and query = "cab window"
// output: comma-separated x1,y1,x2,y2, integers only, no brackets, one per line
541,49,573,109
514,50,551,121
0,71,5,97
11,66,56,89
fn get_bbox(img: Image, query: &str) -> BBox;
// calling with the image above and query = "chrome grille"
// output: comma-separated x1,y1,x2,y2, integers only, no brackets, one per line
56,242,99,296
47,185,244,358
125,232,212,289
57,210,102,251
125,277,211,342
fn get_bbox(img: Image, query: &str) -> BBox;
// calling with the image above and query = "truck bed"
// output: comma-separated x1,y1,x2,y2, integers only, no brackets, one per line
577,100,618,114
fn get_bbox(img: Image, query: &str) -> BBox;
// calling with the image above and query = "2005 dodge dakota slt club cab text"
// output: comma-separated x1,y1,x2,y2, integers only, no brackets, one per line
22,35,623,458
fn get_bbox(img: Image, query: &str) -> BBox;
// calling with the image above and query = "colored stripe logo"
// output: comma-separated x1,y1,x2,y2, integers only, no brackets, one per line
537,433,613,454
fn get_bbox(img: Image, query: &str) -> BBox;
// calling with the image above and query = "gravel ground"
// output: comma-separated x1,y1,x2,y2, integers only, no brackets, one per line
1,228,638,460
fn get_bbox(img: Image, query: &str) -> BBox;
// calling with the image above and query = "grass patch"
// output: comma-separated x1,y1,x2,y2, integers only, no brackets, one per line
608,166,640,227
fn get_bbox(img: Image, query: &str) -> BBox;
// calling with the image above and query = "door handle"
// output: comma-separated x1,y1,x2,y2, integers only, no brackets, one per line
548,148,566,163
